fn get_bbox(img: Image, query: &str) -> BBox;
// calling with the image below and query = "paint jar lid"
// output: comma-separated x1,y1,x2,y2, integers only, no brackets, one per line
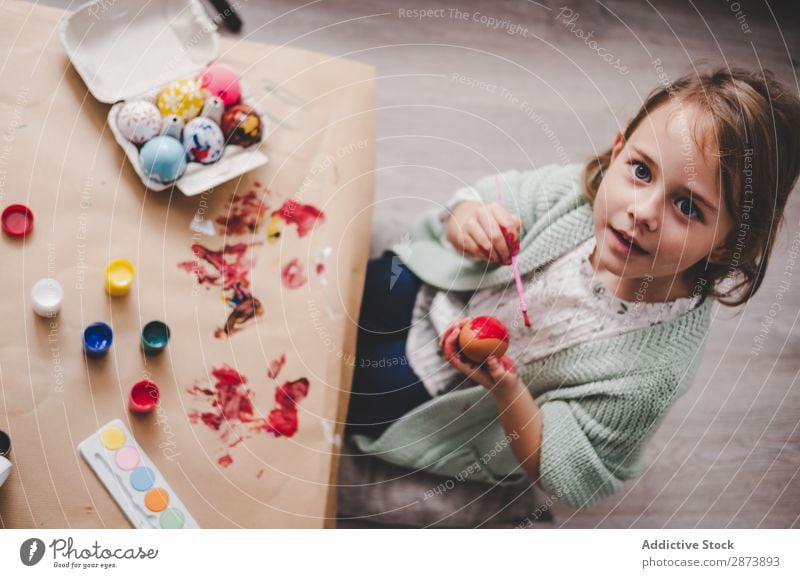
129,380,160,413
105,259,135,296
0,430,10,457
31,278,64,317
2,204,34,238
83,322,113,355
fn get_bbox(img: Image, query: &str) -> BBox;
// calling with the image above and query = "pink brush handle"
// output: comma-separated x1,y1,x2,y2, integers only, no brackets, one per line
495,176,530,319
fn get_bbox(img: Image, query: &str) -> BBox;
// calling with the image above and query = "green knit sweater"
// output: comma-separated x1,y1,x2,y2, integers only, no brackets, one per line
350,163,712,510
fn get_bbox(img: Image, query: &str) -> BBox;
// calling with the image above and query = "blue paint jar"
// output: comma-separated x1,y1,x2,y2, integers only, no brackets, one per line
83,322,113,357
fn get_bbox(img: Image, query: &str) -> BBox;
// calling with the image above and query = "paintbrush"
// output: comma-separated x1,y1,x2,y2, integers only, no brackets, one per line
495,175,531,328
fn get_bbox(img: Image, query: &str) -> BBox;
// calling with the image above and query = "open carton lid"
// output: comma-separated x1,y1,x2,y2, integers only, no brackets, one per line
59,0,219,103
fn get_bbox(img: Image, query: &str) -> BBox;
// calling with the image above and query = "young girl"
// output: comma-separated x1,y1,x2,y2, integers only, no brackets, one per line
345,68,800,510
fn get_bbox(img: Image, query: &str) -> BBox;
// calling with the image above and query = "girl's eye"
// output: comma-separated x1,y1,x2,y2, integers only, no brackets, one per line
630,161,652,182
676,197,702,220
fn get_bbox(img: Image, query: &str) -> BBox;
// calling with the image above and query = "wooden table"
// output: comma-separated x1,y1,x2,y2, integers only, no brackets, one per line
0,1,374,528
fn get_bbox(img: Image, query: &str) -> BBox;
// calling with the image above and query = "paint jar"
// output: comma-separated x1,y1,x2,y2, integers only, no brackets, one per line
31,278,64,318
141,321,171,355
1,204,34,238
83,322,113,357
129,380,160,413
104,259,135,296
0,430,11,488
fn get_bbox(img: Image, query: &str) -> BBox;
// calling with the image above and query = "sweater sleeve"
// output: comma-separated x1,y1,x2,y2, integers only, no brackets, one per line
536,368,679,510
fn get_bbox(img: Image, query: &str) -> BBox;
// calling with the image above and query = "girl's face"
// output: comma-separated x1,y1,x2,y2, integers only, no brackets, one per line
592,101,734,300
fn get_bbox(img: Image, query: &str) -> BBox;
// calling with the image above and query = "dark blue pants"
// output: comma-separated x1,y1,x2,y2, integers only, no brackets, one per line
345,252,432,437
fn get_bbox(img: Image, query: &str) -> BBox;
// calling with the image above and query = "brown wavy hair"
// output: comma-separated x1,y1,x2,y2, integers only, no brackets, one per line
582,68,800,307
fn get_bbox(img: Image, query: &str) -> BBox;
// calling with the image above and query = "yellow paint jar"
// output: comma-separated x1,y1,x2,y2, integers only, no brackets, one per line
105,259,135,296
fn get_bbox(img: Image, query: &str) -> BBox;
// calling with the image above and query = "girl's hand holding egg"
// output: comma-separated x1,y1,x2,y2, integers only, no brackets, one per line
439,316,520,394
446,201,521,265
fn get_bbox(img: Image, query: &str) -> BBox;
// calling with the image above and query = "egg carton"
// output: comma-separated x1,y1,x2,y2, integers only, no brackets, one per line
59,0,268,196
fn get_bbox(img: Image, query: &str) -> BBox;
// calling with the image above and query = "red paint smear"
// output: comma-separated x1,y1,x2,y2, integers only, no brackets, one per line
272,200,325,238
216,282,264,339
469,316,509,342
281,258,307,289
178,243,253,291
315,262,325,275
256,469,265,479
216,190,269,236
178,243,263,338
188,367,311,465
187,366,254,440
267,354,286,379
264,378,309,437
499,224,520,257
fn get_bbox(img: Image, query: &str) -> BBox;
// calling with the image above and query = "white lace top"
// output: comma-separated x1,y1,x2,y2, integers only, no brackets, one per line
406,235,702,397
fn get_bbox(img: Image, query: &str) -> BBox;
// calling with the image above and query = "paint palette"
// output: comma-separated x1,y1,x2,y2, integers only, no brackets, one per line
78,419,198,529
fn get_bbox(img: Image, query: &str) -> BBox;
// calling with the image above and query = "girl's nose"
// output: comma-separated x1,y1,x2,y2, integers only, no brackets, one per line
627,189,661,232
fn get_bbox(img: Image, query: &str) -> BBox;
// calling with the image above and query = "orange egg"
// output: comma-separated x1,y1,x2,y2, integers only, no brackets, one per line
458,316,510,362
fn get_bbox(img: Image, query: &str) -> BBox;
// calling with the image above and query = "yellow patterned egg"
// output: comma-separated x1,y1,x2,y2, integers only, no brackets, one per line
157,78,205,122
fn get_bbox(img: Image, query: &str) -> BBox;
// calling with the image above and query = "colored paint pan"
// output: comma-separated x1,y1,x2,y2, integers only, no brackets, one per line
1,204,34,238
78,419,199,528
141,321,170,355
83,322,113,357
129,380,160,413
104,259,135,296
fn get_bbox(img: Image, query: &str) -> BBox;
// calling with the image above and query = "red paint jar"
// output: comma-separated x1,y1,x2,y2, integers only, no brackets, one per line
129,380,160,413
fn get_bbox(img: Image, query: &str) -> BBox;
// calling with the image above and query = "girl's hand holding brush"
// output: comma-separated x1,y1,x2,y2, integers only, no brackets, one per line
445,201,521,265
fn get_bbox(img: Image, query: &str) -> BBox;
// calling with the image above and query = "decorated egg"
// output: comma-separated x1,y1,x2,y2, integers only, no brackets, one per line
458,316,510,363
184,97,225,164
140,135,187,184
157,78,205,122
184,118,225,164
198,64,241,108
116,100,161,144
221,104,264,147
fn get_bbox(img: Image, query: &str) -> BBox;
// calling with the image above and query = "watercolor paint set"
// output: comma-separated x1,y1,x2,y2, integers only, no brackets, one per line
59,0,268,196
78,419,199,529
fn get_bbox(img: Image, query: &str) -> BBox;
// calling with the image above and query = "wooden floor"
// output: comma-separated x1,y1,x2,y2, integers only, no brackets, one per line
37,0,800,528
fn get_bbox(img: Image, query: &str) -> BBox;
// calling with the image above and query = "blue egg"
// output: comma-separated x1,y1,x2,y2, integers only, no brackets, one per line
140,136,187,183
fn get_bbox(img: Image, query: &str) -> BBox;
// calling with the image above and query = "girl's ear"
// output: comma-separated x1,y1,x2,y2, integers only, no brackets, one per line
610,130,625,160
